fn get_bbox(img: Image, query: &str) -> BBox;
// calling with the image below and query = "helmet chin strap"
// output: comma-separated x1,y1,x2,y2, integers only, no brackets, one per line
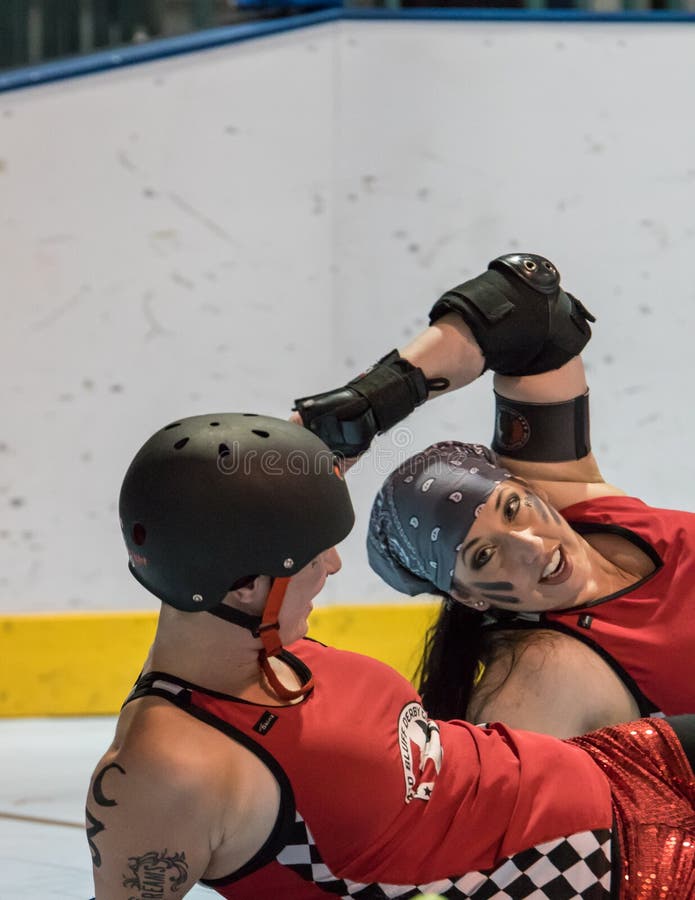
208,576,314,701
256,577,315,701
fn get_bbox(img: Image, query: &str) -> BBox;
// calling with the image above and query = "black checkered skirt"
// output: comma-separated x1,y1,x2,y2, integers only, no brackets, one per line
276,811,613,899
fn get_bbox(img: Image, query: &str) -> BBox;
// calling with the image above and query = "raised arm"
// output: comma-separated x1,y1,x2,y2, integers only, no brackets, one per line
491,356,617,505
294,254,596,470
401,264,622,504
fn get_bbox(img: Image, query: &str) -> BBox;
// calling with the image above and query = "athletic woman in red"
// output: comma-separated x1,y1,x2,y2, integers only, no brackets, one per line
88,413,695,900
294,253,695,737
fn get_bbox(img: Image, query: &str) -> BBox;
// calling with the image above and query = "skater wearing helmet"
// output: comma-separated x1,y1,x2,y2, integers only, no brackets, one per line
88,411,695,899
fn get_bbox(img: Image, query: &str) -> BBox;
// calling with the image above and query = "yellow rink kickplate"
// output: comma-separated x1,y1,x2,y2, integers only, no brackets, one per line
0,603,439,716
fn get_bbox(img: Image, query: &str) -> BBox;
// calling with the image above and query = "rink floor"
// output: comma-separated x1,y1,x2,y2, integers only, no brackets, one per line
0,717,213,899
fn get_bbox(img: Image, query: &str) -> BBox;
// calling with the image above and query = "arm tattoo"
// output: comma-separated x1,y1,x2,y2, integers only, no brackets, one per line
86,807,105,867
93,762,126,807
86,762,126,868
123,850,189,898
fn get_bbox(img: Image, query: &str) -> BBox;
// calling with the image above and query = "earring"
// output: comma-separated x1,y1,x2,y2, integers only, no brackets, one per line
473,600,486,609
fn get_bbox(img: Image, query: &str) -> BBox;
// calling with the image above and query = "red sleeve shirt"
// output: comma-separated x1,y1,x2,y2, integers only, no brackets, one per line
187,638,612,895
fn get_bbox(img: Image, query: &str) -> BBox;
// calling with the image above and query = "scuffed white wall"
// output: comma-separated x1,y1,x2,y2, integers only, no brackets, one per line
0,25,340,611
2,19,695,612
333,20,695,603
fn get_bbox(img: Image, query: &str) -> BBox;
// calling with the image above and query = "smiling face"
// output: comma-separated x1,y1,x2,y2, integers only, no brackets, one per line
451,480,593,613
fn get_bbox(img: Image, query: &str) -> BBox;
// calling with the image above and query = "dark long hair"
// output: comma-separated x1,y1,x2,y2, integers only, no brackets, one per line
415,597,491,721
417,596,556,722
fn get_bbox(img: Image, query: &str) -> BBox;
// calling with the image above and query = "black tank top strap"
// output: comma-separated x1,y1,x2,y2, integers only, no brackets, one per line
122,670,194,708
183,698,298,888
121,669,297,885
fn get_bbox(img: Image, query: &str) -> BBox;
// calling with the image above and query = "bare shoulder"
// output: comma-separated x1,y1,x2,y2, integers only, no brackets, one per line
469,629,640,738
95,697,221,795
94,695,282,815
87,697,280,897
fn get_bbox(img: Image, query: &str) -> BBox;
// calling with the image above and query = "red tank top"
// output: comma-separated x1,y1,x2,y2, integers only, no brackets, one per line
550,495,695,715
131,639,614,898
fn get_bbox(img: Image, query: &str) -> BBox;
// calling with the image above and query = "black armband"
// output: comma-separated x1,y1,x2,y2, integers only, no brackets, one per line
430,253,596,376
491,390,591,462
294,350,449,457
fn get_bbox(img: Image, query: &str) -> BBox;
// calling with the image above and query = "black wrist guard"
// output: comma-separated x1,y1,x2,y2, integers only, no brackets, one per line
491,390,591,462
430,253,596,376
294,350,448,457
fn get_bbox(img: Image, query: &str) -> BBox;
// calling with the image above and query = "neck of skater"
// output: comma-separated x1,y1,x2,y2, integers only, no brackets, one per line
145,603,304,704
571,533,652,608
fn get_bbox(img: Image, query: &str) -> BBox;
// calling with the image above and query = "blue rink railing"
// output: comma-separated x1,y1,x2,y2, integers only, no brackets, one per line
1,1,695,94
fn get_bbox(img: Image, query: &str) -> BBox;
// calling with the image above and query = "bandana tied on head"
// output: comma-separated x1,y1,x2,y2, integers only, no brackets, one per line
368,442,512,596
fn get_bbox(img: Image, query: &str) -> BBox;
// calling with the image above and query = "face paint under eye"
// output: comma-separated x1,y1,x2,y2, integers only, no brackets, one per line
473,579,521,604
528,489,564,527
472,581,515,591
481,592,521,605
547,501,564,527
523,489,549,523
524,490,565,530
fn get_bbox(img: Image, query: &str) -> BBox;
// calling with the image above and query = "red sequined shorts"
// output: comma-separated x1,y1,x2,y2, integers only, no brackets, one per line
570,718,695,899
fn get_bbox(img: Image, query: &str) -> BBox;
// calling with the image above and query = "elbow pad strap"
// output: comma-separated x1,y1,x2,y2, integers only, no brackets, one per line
491,390,591,462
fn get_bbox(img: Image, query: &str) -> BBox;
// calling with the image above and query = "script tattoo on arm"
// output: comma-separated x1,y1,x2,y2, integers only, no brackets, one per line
122,850,189,898
86,762,127,868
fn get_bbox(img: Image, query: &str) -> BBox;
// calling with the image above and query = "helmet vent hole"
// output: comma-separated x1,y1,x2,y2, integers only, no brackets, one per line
252,429,269,438
242,413,258,417
174,437,189,450
165,422,180,430
210,421,220,427
132,523,147,546
218,443,231,457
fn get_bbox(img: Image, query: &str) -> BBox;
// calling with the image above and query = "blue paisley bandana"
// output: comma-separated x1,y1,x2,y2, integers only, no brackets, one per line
367,442,512,596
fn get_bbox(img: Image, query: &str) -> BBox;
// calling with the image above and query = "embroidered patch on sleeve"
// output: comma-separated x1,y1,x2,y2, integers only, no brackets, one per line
397,702,443,803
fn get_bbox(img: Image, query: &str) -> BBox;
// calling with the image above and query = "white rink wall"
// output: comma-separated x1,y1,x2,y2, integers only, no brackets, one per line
2,18,695,612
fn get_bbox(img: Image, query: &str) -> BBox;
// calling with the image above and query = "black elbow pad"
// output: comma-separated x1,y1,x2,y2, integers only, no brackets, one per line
429,253,596,376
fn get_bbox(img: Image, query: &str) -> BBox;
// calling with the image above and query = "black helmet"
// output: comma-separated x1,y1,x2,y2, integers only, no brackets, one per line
119,413,355,612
